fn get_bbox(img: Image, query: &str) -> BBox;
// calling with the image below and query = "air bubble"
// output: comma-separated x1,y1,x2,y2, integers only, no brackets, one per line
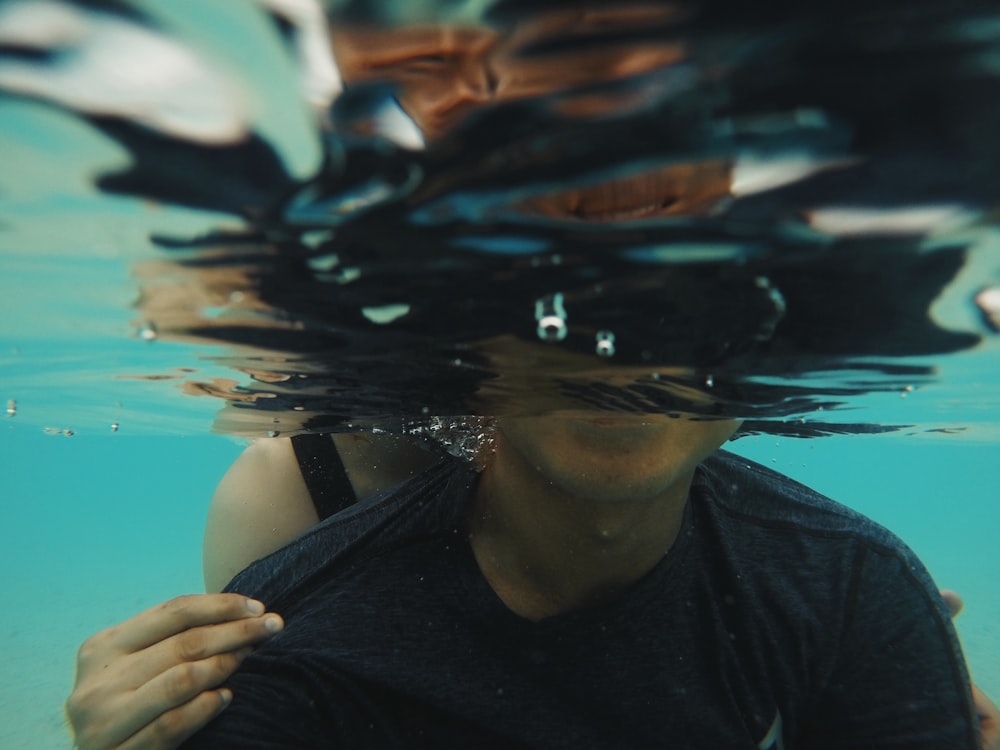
6,399,15,418
135,321,158,341
110,422,119,433
705,374,715,388
595,330,616,358
535,293,568,342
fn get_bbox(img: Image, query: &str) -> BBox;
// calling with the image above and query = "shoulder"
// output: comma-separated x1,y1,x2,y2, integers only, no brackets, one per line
203,433,443,593
203,438,319,593
697,449,895,542
693,449,935,599
224,453,473,607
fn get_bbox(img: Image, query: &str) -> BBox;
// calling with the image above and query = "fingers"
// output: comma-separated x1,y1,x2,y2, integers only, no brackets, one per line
113,689,233,750
75,597,282,695
107,594,269,654
73,648,251,748
68,594,284,750
132,612,283,688
79,612,283,717
939,589,964,619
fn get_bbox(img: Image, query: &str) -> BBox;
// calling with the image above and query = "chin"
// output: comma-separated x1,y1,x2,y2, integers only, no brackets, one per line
497,412,741,501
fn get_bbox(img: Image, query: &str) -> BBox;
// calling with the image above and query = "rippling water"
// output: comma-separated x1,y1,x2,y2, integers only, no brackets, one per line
2,0,999,443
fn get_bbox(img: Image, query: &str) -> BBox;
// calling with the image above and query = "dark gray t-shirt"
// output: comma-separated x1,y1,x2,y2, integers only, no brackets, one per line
184,450,978,749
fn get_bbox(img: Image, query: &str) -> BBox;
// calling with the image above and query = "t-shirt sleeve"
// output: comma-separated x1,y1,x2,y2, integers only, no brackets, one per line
803,542,980,749
179,650,400,750
179,652,337,750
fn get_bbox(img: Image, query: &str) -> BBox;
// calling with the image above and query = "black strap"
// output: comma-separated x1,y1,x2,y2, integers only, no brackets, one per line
290,434,358,521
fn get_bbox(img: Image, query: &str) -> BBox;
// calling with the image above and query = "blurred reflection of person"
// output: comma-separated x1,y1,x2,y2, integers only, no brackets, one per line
64,5,998,750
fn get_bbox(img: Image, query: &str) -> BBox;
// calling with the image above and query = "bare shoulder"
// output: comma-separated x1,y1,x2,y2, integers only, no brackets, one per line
334,432,440,498
203,438,319,593
202,433,440,593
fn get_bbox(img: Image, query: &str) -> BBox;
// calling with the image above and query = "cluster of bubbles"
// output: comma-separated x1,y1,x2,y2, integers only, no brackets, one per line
406,416,497,466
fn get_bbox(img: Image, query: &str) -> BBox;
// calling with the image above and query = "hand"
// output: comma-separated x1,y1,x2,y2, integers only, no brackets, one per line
66,594,283,750
973,685,1000,750
940,590,1000,750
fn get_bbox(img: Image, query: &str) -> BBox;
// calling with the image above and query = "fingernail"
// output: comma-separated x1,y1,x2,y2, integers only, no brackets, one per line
219,689,233,708
245,599,265,615
263,615,284,634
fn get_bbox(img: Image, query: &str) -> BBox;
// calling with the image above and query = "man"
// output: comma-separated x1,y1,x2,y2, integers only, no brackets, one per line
195,414,986,748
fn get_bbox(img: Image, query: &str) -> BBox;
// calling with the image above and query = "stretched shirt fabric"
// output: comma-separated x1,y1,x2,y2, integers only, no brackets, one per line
184,450,978,749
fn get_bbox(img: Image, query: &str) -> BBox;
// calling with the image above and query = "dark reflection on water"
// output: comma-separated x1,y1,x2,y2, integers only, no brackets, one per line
1,0,998,437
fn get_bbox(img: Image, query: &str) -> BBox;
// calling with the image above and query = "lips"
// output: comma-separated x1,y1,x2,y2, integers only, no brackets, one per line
521,161,732,222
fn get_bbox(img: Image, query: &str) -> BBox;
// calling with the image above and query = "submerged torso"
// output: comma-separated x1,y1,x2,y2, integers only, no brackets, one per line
186,451,976,749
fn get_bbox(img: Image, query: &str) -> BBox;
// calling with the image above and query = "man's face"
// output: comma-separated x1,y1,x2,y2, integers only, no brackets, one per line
330,24,499,142
495,411,741,503
330,5,690,141
330,11,731,218
331,9,740,482
472,335,741,501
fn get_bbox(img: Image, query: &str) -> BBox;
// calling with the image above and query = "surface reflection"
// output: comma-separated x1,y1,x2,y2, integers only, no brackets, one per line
0,0,997,437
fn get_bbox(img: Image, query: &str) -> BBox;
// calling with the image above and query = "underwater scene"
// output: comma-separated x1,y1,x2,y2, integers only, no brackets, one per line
1,0,999,747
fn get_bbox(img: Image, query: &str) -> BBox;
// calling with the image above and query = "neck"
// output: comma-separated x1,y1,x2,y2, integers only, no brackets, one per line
466,427,693,621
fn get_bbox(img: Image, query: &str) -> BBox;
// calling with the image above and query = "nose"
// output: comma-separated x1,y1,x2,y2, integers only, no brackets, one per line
422,56,497,139
455,55,497,103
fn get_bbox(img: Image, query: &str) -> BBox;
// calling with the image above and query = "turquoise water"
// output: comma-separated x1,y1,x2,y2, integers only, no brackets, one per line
1,426,997,748
4,1,1000,747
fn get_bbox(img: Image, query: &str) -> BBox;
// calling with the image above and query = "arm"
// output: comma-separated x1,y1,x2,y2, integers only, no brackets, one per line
976,686,1000,750
68,433,436,750
203,434,439,592
67,439,312,750
203,438,319,593
942,590,1000,750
